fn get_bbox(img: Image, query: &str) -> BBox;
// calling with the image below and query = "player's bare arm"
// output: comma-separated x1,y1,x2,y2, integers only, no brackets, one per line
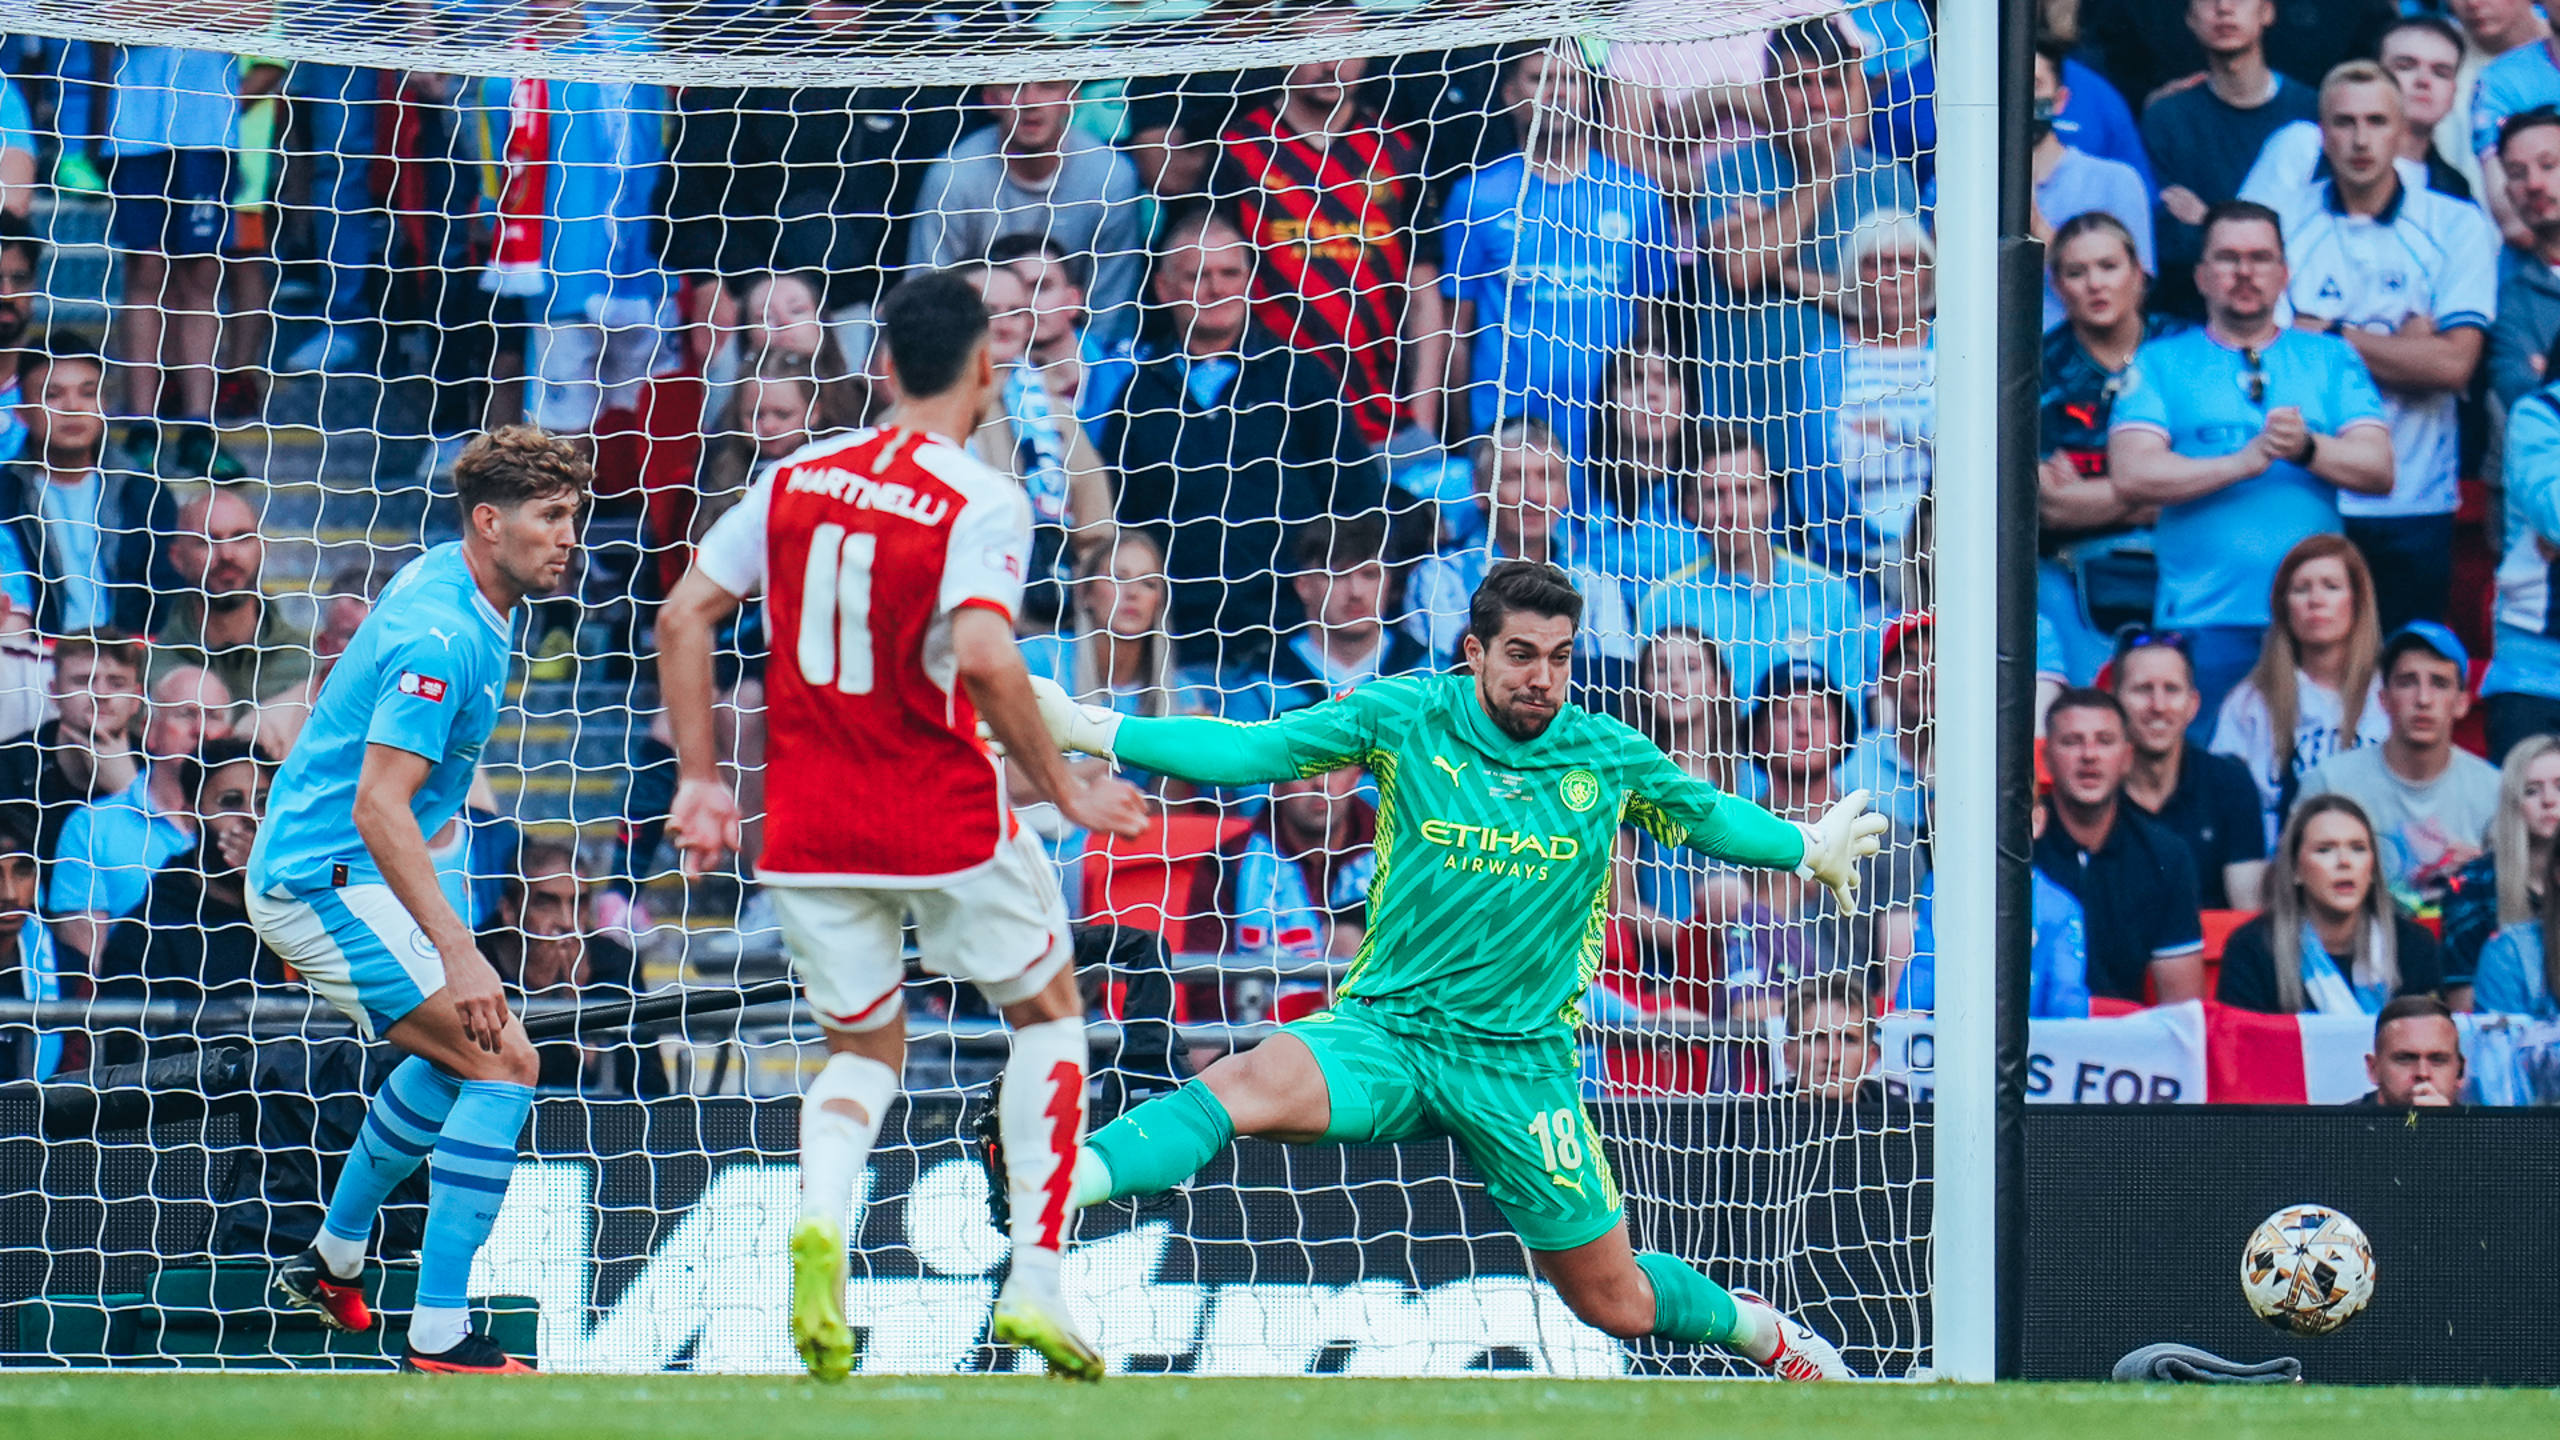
660,564,748,874
948,605,1148,839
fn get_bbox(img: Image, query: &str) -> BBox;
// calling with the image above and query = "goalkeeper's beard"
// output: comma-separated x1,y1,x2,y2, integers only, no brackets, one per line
1477,675,1559,741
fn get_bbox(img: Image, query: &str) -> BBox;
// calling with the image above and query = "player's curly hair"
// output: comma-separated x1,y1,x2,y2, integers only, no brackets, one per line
451,425,593,523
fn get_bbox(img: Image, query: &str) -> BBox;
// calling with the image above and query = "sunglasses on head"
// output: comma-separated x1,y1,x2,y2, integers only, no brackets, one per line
2115,626,2190,658
2240,347,2267,408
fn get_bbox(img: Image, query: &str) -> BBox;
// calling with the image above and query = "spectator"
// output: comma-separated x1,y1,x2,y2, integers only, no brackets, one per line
247,575,372,759
1405,418,1634,667
2210,534,2389,832
2039,1,2153,193
2112,630,2269,910
2239,18,2477,208
154,485,314,705
1106,210,1396,668
662,7,964,310
1779,974,1882,1103
106,46,278,478
1019,532,1187,726
93,736,278,1008
992,236,1115,440
0,595,49,743
2109,202,2393,725
0,216,40,465
1243,515,1431,719
2469,0,2560,246
2298,622,2499,906
1444,43,1674,452
2034,687,2209,1005
2218,793,2448,1014
1701,19,1921,305
1838,610,1934,836
2258,62,2497,631
278,63,391,374
2138,0,2321,318
2474,839,2560,1017
2488,109,2560,409
0,343,181,635
1903,792,2097,1017
0,71,30,217
906,81,1146,344
697,351,821,517
2031,40,2154,332
1826,213,1938,575
1213,5,1448,447
2438,734,2560,988
1612,628,1749,954
2353,993,2467,1104
0,800,56,1081
965,259,1113,630
475,36,677,447
2039,212,2172,683
1224,766,1375,965
46,663,229,967
2443,0,2545,202
1579,338,1702,586
698,272,864,443
481,837,666,1097
1747,660,1860,823
0,629,144,864
2076,0,2395,109
1637,425,1866,697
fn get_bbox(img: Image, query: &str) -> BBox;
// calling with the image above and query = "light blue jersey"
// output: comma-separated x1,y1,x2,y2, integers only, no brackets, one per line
2107,326,2387,628
250,544,515,899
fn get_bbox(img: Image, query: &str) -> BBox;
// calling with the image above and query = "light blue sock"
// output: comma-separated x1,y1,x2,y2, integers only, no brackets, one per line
321,1056,464,1249
416,1080,533,1312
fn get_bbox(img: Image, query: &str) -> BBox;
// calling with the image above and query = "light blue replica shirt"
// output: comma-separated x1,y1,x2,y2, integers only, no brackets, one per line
2107,325,2387,628
1441,150,1674,453
104,47,239,156
250,543,517,898
36,470,110,632
1636,547,1871,697
2488,383,2560,703
2472,39,2560,159
45,776,192,920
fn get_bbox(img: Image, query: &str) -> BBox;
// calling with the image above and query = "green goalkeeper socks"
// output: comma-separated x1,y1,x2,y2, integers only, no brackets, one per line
1636,1251,1749,1349
1082,1082,1236,1203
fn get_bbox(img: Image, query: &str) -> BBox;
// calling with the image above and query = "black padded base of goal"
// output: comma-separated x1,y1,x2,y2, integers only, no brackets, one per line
2019,1107,2560,1386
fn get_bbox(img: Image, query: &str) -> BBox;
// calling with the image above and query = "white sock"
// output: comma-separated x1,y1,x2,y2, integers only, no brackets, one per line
801,1052,898,1226
1066,1147,1113,1211
1000,1017,1087,1283
1729,1302,1777,1364
408,1304,470,1356
312,1227,365,1280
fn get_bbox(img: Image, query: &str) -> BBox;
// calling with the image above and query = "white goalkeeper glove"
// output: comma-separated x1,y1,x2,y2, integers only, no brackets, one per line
1025,674,1124,759
1795,789,1890,914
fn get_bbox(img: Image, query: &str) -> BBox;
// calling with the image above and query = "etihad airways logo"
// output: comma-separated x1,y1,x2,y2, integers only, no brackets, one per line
786,466,952,527
1418,820,1580,879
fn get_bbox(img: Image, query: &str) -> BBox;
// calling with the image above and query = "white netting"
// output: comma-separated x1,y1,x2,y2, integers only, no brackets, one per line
0,0,1939,1378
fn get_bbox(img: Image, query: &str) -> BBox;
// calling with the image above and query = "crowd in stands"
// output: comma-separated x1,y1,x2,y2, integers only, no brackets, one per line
0,0,2557,1109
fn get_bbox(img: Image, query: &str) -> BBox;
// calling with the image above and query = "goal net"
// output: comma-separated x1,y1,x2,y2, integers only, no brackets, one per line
0,0,1940,1377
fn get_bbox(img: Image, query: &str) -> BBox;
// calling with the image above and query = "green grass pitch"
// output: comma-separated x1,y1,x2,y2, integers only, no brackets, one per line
2,1375,2553,1440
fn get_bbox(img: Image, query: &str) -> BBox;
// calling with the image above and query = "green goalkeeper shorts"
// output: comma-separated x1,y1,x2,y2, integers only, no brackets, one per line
1282,1002,1622,1252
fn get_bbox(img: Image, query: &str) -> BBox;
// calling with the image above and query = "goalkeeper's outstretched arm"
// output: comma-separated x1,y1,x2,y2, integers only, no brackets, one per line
1031,676,1378,788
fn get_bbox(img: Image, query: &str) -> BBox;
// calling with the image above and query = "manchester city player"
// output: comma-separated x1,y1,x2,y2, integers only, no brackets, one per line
992,560,1888,1379
254,427,588,1373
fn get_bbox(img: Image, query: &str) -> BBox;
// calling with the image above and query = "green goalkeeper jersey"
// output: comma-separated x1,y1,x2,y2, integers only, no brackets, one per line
1111,672,1806,1055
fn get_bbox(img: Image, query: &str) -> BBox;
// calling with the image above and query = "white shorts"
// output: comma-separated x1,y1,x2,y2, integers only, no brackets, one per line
527,295,677,434
766,828,1072,1031
246,883,445,1042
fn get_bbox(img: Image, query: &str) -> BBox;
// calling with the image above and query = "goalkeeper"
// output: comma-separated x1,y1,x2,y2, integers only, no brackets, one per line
992,560,1883,1380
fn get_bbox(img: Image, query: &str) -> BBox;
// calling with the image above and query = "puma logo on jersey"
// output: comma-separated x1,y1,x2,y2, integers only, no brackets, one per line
1429,755,1469,783
785,466,952,527
1550,1173,1585,1194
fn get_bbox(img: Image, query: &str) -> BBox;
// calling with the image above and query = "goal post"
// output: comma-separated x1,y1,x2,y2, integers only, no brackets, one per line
0,0,2007,1378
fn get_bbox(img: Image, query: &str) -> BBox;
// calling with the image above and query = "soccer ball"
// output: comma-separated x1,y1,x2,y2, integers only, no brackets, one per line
2240,1203,2376,1336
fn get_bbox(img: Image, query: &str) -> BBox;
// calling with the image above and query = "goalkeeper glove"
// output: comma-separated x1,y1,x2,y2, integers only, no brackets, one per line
1025,674,1124,759
1795,789,1890,913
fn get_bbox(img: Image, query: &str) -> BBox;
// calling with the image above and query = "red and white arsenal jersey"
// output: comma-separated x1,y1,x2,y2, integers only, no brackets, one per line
694,426,1031,884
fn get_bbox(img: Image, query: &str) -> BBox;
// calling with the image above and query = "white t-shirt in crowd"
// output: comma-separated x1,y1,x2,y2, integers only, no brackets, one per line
2295,741,2500,902
2210,668,2392,842
1836,339,1935,559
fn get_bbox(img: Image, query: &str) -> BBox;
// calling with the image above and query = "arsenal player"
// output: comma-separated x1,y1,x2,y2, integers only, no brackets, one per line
659,271,1148,1383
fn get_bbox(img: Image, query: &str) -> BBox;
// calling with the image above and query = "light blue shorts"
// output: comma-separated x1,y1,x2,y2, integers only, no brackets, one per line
246,883,445,1040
